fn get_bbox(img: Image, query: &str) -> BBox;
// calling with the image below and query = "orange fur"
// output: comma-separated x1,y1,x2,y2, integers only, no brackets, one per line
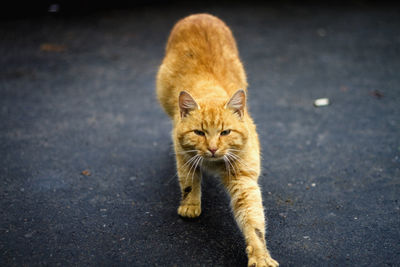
156,14,278,267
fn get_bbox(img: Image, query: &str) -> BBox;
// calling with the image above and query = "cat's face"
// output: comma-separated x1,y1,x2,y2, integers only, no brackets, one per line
176,90,248,161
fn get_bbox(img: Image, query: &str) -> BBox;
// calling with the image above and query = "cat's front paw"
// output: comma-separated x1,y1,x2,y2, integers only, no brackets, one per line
177,203,201,218
247,246,279,267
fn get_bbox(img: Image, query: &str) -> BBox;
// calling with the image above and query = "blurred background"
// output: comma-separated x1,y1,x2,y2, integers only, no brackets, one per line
1,1,399,266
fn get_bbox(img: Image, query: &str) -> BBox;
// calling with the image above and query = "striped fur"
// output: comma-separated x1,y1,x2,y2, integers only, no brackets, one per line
156,14,278,267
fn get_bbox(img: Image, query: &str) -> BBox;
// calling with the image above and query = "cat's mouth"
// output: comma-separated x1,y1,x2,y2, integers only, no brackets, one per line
204,154,225,161
183,150,225,161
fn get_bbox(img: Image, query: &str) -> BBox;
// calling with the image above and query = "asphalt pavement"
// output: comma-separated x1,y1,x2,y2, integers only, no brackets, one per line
1,1,399,266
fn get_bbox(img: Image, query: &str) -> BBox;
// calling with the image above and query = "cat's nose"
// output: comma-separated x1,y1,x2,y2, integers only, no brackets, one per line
208,148,218,156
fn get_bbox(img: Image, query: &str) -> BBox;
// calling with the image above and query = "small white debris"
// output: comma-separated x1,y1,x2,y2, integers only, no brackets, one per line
314,98,330,107
311,183,316,187
317,28,327,37
303,236,310,239
24,232,34,238
354,217,358,220
48,4,60,13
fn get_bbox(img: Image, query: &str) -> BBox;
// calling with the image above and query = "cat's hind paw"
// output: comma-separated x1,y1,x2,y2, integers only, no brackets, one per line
177,204,201,218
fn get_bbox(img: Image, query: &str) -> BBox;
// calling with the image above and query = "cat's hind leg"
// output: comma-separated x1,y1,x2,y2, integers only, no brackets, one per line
176,154,202,218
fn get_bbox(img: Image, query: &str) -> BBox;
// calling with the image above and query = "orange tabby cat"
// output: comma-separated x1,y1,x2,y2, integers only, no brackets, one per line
156,14,279,267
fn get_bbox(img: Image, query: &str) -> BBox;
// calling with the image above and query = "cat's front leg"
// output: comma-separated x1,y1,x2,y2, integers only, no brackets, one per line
176,154,202,218
224,176,279,267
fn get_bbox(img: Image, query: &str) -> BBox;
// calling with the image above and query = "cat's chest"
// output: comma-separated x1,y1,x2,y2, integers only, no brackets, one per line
200,160,225,176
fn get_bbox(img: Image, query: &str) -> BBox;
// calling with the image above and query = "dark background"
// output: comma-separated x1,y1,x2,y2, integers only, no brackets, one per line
1,1,399,266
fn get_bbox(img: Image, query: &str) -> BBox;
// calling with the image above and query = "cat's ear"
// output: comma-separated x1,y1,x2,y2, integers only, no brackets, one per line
179,91,198,118
226,89,246,117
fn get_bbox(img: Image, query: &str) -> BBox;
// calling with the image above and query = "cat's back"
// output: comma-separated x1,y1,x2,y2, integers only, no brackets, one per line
157,14,247,118
166,13,237,55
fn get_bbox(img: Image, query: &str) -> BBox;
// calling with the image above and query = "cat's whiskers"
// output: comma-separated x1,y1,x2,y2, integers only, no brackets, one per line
225,154,237,177
191,156,203,183
191,156,201,178
223,155,231,179
179,152,203,182
187,154,200,171
230,156,240,176
165,153,200,185
227,152,251,169
187,154,201,182
226,151,258,174
182,154,201,169
229,154,242,175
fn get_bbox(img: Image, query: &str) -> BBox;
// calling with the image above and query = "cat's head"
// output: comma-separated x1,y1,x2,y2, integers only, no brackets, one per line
175,90,249,161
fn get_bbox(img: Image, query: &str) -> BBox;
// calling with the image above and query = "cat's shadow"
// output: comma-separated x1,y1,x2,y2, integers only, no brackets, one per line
157,150,247,266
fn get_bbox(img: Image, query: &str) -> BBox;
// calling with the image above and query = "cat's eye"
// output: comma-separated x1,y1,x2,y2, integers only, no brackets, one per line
220,129,231,136
194,130,205,136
